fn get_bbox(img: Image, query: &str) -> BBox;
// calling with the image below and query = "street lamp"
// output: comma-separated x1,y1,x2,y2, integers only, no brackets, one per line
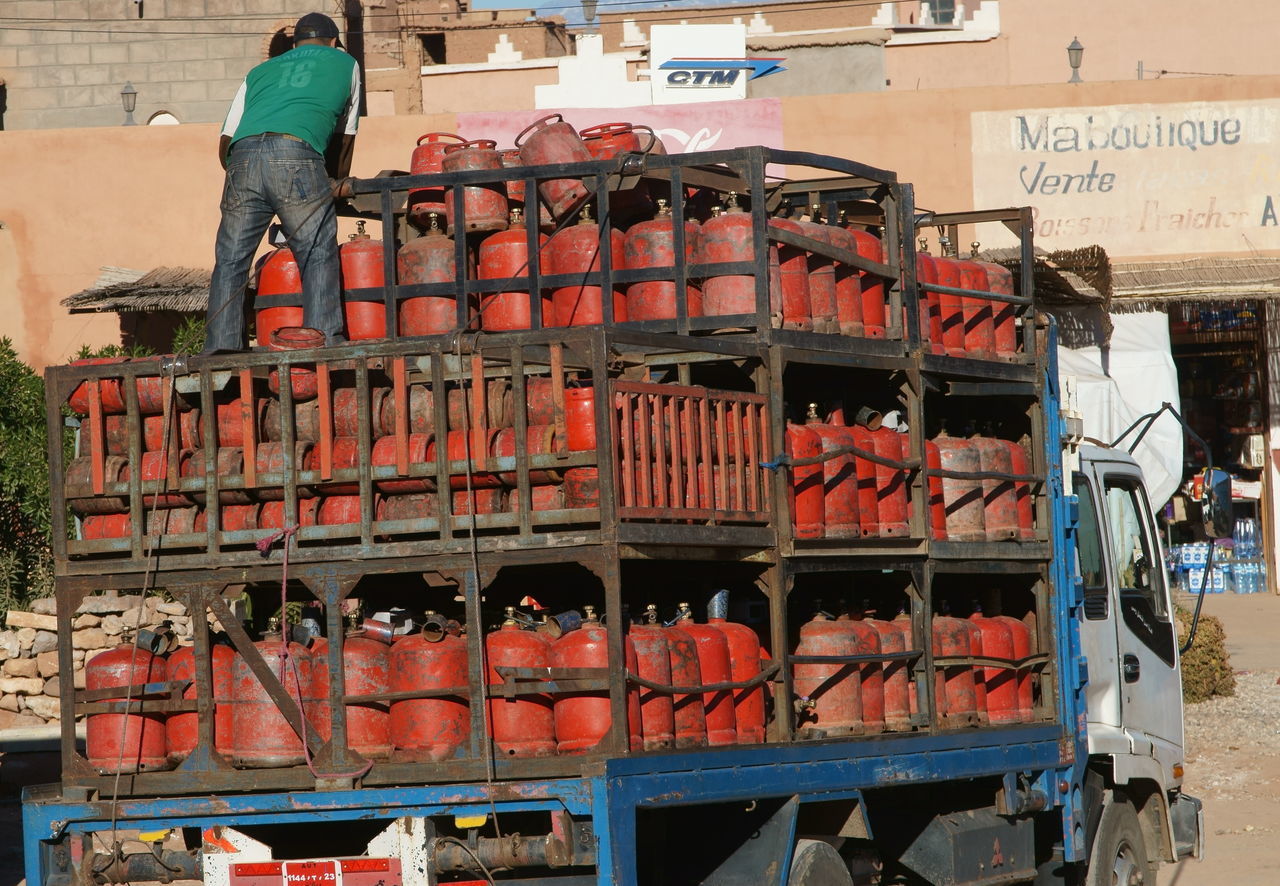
1067,37,1084,84
120,81,137,125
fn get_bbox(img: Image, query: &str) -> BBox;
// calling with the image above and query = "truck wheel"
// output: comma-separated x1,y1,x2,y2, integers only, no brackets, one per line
788,839,853,886
1086,796,1155,886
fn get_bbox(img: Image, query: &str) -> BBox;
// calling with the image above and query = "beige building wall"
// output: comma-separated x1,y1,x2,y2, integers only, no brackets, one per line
598,0,880,53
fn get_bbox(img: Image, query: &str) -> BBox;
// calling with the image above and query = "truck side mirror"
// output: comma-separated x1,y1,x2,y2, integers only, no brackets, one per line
1201,468,1232,539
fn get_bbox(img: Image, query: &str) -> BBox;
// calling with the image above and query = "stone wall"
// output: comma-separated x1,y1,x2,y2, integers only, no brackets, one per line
0,594,193,730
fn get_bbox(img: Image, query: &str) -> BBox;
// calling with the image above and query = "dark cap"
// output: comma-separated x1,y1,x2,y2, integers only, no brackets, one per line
294,12,341,43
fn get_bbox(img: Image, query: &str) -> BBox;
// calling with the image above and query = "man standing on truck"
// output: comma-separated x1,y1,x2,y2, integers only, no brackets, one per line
203,12,360,353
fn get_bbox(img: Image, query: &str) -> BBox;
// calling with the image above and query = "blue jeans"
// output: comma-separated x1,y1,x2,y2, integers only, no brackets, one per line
206,134,344,350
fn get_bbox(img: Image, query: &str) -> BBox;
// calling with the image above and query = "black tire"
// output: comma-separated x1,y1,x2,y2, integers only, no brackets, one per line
788,839,854,886
1086,796,1156,886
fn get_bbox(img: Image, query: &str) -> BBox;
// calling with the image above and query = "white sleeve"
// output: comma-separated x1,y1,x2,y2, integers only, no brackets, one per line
221,80,248,138
342,62,361,136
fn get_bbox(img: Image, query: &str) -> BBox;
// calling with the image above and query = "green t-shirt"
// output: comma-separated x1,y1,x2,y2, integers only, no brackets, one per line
222,45,360,157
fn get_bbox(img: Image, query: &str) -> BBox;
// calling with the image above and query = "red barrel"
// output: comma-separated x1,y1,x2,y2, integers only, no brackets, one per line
623,199,702,321
955,257,996,360
546,208,626,326
932,431,986,541
487,609,556,757
981,258,1019,360
408,132,465,229
166,642,236,764
309,615,392,760
665,621,708,748
706,610,766,744
630,605,676,751
971,436,1018,542
86,644,169,773
969,605,1016,725
255,246,303,347
805,406,859,539
915,248,944,355
479,209,550,331
934,255,966,358
769,218,813,331
550,607,641,754
869,426,908,538
340,222,387,340
848,228,885,338
516,113,593,220
786,419,824,539
793,611,863,736
797,216,838,334
857,603,910,732
398,217,459,337
674,603,737,746
228,620,316,767
924,439,947,541
389,618,469,761
442,139,508,235
931,611,977,726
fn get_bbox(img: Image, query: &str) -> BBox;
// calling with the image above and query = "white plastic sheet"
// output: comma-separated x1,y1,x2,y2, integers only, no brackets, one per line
1057,312,1184,509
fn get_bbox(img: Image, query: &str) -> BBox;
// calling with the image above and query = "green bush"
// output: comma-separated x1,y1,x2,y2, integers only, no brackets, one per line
1175,605,1236,703
0,338,53,610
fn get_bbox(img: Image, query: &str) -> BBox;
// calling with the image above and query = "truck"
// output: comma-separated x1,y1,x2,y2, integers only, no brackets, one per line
21,138,1222,886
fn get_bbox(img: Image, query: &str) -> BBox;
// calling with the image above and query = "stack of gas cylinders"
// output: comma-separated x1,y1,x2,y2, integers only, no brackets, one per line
253,117,894,341
791,597,1035,737
83,595,768,774
915,238,1020,362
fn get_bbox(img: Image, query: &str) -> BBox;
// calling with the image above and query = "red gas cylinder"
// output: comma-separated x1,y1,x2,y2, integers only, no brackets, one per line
623,199,702,322
933,255,966,358
924,439,947,541
978,255,1019,360
82,410,202,456
1002,438,1035,540
80,513,130,540
785,419,825,539
793,609,863,736
338,221,387,340
66,453,185,515
857,601,911,732
969,605,1016,725
442,139,508,235
704,593,765,744
769,217,813,331
254,246,303,347
546,206,626,326
549,606,641,754
487,608,556,757
228,618,316,768
665,620,708,748
166,641,236,764
932,431,986,541
564,385,597,452
869,425,909,538
500,148,527,209
258,497,320,530
673,603,737,746
431,429,502,490
836,601,885,733
953,606,988,724
804,405,859,539
492,424,562,485
699,194,772,322
955,256,996,360
848,228,886,338
630,604,676,751
309,614,392,760
992,611,1034,721
971,436,1019,542
931,610,977,727
389,613,470,761
563,468,600,508
193,502,259,533
914,246,945,355
850,420,880,537
317,495,362,528
266,326,322,402
398,216,459,337
408,132,465,230
797,212,838,334
369,433,435,495
826,223,862,337
892,607,918,716
86,643,169,773
516,113,593,220
579,122,656,224
479,209,550,331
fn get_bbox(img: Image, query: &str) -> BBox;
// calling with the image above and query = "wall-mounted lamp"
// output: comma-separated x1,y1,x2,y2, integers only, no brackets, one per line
1067,37,1084,84
120,81,137,125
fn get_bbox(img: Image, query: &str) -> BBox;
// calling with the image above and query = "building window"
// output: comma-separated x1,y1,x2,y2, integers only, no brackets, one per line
148,111,180,125
420,32,447,65
932,0,956,24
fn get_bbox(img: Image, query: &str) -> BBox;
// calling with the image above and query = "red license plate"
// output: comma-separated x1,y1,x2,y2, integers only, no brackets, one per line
283,860,340,886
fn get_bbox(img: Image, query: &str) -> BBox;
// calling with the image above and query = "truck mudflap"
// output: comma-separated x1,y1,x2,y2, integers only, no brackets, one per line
1169,791,1204,860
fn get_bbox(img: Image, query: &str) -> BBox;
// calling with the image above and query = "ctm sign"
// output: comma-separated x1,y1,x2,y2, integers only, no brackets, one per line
658,58,786,88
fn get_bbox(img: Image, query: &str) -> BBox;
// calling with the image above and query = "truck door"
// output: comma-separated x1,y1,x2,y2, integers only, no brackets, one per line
1099,467,1184,759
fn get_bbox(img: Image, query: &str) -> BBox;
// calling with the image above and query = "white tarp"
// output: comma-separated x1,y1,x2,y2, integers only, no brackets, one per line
1058,311,1184,508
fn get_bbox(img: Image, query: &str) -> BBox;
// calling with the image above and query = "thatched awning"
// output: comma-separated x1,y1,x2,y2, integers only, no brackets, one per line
1110,256,1280,309
979,244,1113,349
63,266,210,314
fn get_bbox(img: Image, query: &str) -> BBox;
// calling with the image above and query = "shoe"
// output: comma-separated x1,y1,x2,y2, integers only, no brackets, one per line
326,334,348,347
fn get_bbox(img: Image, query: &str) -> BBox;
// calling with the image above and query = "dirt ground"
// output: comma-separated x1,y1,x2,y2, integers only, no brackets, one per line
1,592,1273,886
